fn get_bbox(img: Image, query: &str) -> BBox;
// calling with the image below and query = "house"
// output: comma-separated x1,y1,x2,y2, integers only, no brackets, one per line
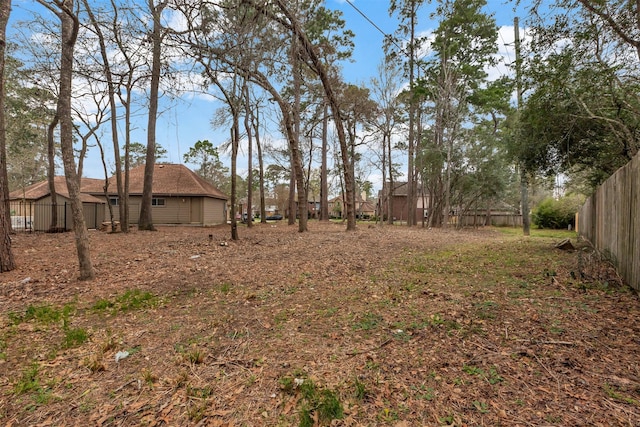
9,164,228,230
328,192,375,219
106,164,227,226
376,182,427,223
9,176,107,231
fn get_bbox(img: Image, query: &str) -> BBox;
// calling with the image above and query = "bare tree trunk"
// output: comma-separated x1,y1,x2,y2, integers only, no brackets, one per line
289,32,306,229
230,119,239,240
47,114,59,231
254,107,266,224
0,0,15,272
244,83,253,228
288,158,296,225
320,100,329,221
139,0,166,231
387,131,394,225
55,0,94,279
247,0,350,230
83,0,126,232
406,3,418,227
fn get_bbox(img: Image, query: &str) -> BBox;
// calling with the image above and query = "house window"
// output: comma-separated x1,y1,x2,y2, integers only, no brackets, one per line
109,197,118,206
152,198,166,207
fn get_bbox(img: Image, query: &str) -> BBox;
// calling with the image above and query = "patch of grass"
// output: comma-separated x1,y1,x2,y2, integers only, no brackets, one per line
354,377,368,400
474,300,499,320
220,282,232,294
280,374,344,426
462,365,503,385
141,368,158,386
472,400,489,413
14,363,41,395
91,290,159,314
428,313,445,327
487,367,504,385
462,365,484,376
116,289,158,311
439,413,456,425
319,307,338,317
62,327,89,348
186,385,213,399
274,310,290,326
603,383,639,405
278,375,296,394
548,320,565,335
186,400,208,422
0,336,6,360
495,227,577,240
174,343,206,364
411,384,435,401
9,303,75,325
352,312,383,331
91,299,115,311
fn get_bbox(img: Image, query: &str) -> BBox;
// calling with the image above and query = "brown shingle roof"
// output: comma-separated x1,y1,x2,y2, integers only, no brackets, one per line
9,164,227,202
115,164,227,199
9,177,106,203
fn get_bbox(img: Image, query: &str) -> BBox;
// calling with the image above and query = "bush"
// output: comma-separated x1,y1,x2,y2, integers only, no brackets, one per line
532,195,584,229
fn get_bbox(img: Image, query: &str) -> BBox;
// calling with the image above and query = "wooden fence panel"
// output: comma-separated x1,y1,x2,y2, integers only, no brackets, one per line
578,154,639,290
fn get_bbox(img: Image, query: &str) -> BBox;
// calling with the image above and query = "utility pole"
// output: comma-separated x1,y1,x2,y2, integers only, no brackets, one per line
515,17,530,236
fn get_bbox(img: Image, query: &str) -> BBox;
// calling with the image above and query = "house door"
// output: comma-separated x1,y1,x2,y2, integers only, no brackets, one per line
190,198,202,224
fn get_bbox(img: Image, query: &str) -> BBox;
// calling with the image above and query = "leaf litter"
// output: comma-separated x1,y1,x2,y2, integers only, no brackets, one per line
0,222,638,426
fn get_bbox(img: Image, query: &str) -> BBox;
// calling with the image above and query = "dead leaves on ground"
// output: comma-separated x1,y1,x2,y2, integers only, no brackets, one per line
0,223,639,426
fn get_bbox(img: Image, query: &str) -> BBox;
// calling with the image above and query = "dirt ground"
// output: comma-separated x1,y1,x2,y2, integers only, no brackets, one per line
0,222,639,426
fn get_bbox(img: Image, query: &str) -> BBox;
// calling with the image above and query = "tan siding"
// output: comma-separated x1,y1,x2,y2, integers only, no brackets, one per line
110,198,141,223
203,198,226,225
190,198,202,223
150,197,190,224
102,196,226,226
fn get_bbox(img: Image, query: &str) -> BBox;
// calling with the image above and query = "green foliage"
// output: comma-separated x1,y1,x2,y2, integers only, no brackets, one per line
14,363,41,395
62,327,89,349
9,303,75,325
183,140,229,191
92,290,158,313
352,312,383,331
519,2,640,190
115,290,157,311
126,142,167,168
279,374,344,426
532,195,583,229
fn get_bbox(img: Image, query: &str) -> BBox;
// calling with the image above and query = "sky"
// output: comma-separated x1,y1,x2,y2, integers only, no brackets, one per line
7,0,529,194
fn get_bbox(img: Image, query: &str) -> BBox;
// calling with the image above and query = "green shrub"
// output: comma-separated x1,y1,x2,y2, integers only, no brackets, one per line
532,195,584,229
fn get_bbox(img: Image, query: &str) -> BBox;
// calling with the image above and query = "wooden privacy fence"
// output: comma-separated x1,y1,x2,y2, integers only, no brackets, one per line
577,153,640,290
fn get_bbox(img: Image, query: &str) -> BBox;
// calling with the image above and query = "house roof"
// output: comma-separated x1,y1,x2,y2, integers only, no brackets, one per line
9,164,228,202
9,176,106,203
114,164,227,200
378,181,423,196
360,201,376,212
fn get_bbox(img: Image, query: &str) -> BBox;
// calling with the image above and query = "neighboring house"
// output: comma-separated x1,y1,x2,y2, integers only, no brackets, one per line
237,196,282,220
9,164,228,231
328,192,375,219
376,182,427,222
9,176,106,231
107,164,227,226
